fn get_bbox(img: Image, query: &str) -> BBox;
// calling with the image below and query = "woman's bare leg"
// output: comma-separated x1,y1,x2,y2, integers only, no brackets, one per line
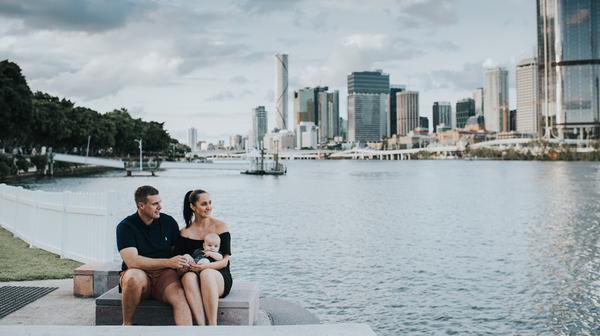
181,272,206,325
199,269,224,325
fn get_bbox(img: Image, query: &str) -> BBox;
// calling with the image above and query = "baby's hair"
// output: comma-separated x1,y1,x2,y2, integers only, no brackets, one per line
204,233,221,245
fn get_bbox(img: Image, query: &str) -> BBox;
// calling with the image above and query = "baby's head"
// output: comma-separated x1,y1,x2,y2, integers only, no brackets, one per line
203,233,221,252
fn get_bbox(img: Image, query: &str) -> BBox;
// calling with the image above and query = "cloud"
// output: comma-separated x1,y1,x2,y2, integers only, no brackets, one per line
397,0,458,29
297,34,423,88
0,0,150,32
233,0,304,15
229,75,250,84
430,62,484,91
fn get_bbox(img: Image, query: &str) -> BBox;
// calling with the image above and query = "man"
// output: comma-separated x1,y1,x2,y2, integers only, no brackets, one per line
116,185,191,325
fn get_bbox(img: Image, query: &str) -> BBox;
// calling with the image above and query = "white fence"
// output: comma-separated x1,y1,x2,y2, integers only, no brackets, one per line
0,184,118,263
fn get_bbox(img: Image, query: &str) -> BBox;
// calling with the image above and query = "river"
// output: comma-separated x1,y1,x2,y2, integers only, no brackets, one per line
16,160,600,335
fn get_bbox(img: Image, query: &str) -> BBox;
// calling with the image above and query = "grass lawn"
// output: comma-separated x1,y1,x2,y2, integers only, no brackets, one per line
0,227,82,281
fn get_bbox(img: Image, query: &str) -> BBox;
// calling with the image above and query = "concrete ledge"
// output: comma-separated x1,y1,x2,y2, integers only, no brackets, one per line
96,281,259,325
0,324,376,336
73,262,120,297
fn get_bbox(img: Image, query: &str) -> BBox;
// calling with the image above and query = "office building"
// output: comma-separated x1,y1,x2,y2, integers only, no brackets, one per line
188,127,198,151
296,122,318,149
456,98,476,129
251,106,268,149
473,88,484,116
484,67,509,132
432,101,452,132
516,57,539,135
275,53,288,130
419,116,429,131
318,89,340,143
347,70,390,142
397,91,419,136
390,85,406,135
537,0,599,139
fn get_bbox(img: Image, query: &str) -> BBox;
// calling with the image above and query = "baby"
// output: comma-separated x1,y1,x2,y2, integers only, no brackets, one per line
184,233,223,265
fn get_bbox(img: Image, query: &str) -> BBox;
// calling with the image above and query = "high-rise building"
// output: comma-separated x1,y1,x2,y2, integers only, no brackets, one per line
516,57,539,135
347,70,390,143
293,87,328,126
456,98,476,129
318,90,339,143
228,134,243,150
473,88,484,117
251,106,268,149
397,91,419,136
432,101,452,132
419,116,429,131
537,0,600,139
510,109,517,132
390,85,406,135
275,53,288,131
484,67,509,132
188,127,197,151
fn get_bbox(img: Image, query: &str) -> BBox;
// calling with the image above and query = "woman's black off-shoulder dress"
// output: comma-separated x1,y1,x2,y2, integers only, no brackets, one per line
174,232,233,297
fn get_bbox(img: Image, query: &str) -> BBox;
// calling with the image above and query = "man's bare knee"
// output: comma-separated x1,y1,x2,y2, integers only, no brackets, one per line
122,270,148,292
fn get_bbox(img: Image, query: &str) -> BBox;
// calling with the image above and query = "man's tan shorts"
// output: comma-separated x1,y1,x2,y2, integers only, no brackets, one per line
119,268,179,303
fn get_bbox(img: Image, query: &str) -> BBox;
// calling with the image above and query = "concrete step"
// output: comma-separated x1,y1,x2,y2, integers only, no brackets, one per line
96,281,259,325
0,324,376,336
73,262,120,297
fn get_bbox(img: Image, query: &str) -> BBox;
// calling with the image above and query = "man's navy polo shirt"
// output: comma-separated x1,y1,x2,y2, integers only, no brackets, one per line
116,212,181,271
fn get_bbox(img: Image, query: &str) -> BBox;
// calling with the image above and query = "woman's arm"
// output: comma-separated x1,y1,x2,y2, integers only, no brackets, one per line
189,255,230,272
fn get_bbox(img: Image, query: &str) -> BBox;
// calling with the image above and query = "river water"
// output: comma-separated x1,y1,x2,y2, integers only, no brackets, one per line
16,160,600,335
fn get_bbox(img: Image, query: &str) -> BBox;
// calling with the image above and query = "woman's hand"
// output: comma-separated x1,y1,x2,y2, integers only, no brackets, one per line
189,262,211,273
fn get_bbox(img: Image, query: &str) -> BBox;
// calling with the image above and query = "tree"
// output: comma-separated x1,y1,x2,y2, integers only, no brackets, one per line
0,60,33,148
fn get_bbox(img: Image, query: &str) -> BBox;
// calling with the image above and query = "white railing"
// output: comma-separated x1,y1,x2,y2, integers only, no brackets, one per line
0,184,118,263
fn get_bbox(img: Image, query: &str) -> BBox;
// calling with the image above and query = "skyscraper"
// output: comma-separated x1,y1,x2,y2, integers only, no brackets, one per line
252,106,268,149
484,67,509,132
516,57,539,135
473,87,484,116
397,91,419,136
318,90,339,143
537,0,600,139
347,70,390,143
456,98,476,129
432,101,452,132
275,53,288,131
389,85,406,135
293,87,328,126
188,127,197,151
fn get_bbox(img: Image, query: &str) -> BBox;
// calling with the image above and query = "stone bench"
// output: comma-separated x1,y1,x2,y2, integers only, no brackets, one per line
96,281,259,326
73,262,120,297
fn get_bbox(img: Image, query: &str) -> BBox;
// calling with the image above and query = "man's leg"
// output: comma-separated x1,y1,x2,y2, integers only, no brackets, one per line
120,269,151,325
154,269,193,325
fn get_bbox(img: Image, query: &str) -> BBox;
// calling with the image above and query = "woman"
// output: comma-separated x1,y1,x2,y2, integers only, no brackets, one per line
175,189,233,325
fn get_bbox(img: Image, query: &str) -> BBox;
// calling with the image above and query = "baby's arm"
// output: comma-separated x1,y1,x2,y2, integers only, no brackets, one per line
205,251,223,261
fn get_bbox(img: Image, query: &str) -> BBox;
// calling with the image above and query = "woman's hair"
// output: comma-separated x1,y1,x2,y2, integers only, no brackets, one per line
183,189,207,227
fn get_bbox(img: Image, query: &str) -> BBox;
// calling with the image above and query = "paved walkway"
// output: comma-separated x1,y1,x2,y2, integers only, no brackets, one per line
0,279,95,325
0,279,318,326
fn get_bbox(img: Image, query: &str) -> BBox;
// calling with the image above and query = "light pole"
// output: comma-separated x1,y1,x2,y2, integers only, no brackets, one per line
134,139,143,171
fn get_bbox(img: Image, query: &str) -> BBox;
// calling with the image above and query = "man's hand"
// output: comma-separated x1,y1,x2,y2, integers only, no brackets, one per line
169,255,190,270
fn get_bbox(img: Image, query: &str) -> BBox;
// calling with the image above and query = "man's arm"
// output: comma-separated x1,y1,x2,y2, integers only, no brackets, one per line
120,247,189,271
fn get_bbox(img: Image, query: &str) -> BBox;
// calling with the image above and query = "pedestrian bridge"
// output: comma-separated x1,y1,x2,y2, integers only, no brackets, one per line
52,153,126,169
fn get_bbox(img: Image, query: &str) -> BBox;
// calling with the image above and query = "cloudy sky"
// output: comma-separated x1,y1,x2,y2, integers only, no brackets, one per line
0,0,536,143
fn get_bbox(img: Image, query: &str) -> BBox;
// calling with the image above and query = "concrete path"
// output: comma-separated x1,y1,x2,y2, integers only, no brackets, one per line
0,324,376,336
0,279,319,326
0,279,95,325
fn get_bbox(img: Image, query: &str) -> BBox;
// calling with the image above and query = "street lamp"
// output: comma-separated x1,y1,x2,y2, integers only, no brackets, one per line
134,139,143,171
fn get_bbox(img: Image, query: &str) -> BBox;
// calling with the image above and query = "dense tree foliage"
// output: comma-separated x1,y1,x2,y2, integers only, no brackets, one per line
0,60,33,147
1,60,182,157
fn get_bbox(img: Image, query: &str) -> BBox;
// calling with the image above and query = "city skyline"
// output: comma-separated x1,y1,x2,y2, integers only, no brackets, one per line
0,1,536,143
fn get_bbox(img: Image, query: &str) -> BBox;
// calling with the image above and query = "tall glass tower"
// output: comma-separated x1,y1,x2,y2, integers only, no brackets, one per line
538,0,600,139
275,54,288,131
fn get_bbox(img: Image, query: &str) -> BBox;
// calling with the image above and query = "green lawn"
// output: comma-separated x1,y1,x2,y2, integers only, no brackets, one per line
0,227,82,281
